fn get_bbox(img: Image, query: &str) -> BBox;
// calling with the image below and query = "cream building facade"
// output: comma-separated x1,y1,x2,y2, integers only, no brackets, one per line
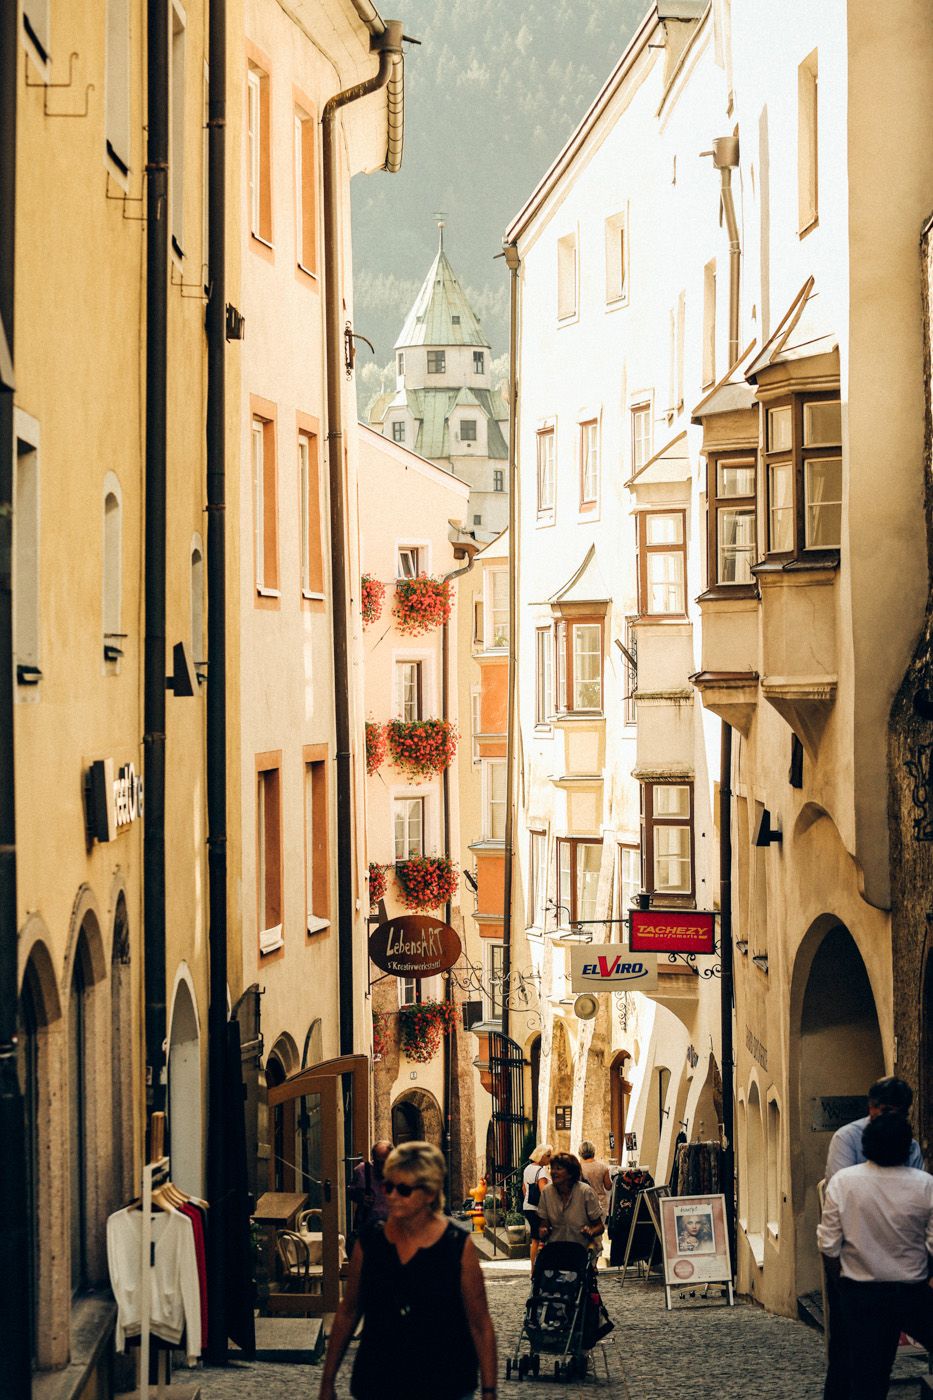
505,0,933,1322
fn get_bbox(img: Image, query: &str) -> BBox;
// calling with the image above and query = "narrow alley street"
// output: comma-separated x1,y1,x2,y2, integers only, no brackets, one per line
196,1264,845,1400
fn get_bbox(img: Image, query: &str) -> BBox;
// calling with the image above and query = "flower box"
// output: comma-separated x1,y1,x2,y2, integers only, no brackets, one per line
361,574,386,627
392,574,453,636
394,856,459,912
398,1000,459,1064
386,719,458,782
365,721,388,776
368,862,388,906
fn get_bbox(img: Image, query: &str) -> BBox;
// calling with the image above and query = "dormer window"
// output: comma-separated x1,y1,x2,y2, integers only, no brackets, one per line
427,351,446,374
451,315,461,325
460,420,477,443
392,421,405,444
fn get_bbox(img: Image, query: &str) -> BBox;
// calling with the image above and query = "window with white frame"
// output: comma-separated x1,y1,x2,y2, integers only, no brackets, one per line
529,831,548,927
556,839,602,926
252,415,278,593
616,843,640,919
483,759,507,841
604,211,627,304
572,623,602,710
304,756,328,931
580,420,599,507
493,470,504,492
471,687,482,765
397,545,422,579
764,396,842,558
106,0,131,172
535,626,552,724
486,569,508,649
631,403,652,473
643,782,693,897
557,232,577,320
170,4,187,253
638,511,686,617
394,797,424,861
396,660,423,722
247,62,271,243
536,429,555,515
709,456,756,586
482,942,506,1023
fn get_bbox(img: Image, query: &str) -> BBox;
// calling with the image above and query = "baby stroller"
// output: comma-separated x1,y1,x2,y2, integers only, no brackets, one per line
507,1242,608,1383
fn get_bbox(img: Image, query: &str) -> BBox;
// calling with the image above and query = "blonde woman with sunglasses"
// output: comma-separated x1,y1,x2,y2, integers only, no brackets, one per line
319,1141,498,1400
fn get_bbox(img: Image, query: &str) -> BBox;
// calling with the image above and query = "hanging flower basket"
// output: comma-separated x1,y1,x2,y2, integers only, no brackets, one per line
361,574,386,627
398,1000,460,1064
365,721,388,776
395,855,459,912
372,1012,391,1059
368,862,388,906
386,719,458,782
392,575,453,636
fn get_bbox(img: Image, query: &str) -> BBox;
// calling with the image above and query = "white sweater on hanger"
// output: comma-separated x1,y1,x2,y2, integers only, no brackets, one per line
106,1206,202,1363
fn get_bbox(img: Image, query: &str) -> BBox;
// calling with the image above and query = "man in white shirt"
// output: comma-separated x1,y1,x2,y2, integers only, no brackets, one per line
821,1076,924,1399
817,1113,933,1400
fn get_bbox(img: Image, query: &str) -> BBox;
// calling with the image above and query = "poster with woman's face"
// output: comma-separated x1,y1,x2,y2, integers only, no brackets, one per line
660,1194,731,1285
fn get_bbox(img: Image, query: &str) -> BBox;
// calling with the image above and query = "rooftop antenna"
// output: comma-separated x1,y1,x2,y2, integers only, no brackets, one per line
434,209,447,253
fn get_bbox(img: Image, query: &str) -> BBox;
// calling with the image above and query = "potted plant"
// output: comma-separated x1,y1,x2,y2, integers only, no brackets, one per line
394,855,459,912
392,574,453,636
398,1000,459,1063
365,721,388,776
368,862,388,906
386,718,458,782
505,1210,530,1244
361,573,386,626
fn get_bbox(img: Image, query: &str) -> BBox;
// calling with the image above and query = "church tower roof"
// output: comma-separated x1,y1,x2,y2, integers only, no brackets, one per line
394,226,489,351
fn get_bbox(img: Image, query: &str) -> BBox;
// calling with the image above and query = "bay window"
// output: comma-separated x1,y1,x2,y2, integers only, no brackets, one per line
638,511,686,617
763,394,841,560
554,617,603,713
556,839,602,926
708,455,757,588
643,782,693,898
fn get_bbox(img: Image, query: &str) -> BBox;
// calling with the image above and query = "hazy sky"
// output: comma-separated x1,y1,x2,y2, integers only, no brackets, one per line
351,0,644,396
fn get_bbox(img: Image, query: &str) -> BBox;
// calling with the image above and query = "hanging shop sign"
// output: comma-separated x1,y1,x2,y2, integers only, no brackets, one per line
629,909,716,955
86,758,145,843
368,914,462,978
568,944,658,993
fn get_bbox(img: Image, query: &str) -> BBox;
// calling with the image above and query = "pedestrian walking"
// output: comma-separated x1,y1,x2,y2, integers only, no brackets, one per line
318,1141,498,1400
821,1077,924,1400
578,1141,612,1221
817,1112,933,1400
536,1152,604,1252
522,1143,551,1266
346,1140,392,1242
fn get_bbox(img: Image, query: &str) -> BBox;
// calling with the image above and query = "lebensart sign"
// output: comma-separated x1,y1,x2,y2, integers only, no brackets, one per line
568,944,658,993
368,915,462,978
629,910,715,955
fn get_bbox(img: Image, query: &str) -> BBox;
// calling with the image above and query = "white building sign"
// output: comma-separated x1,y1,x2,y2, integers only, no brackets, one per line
567,944,658,993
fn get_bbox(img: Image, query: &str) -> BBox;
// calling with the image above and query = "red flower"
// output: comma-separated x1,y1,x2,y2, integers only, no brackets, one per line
394,856,459,911
361,574,386,627
392,575,453,636
368,862,388,905
365,721,388,776
398,1000,459,1063
386,719,458,782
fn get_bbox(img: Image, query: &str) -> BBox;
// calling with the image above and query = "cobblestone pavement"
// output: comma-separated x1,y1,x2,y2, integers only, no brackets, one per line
194,1264,845,1400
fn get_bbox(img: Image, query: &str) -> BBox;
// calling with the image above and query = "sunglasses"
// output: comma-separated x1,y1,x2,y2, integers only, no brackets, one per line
384,1180,429,1198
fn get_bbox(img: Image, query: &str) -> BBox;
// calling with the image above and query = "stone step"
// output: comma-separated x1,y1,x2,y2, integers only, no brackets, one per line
236,1316,324,1364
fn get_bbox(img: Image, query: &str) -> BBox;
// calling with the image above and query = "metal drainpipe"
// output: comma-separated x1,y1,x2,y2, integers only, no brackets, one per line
500,243,520,1049
322,26,404,1058
711,133,740,1266
144,0,170,1127
204,0,229,1364
0,0,31,1387
441,549,476,1204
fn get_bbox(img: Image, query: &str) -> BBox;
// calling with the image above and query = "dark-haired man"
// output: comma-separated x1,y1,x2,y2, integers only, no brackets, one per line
825,1077,923,1182
818,1113,933,1400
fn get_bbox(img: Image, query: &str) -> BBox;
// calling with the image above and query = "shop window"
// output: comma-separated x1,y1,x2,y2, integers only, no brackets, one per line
536,428,556,516
604,211,627,305
638,511,686,617
707,455,757,589
762,395,841,561
299,427,323,597
257,759,283,954
396,660,423,721
460,419,477,443
556,838,602,926
473,350,485,374
580,420,599,507
798,50,819,235
427,350,446,375
106,0,131,172
252,411,278,595
485,568,508,649
397,545,422,579
247,61,272,245
643,782,694,898
15,423,41,684
103,483,123,665
294,107,317,274
554,618,603,713
529,831,548,927
394,796,424,861
631,403,652,473
304,752,329,933
557,231,577,320
170,4,186,254
483,758,507,841
535,626,552,724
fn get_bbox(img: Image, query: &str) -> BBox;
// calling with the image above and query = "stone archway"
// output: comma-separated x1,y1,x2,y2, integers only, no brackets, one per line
791,921,884,1294
391,1087,443,1148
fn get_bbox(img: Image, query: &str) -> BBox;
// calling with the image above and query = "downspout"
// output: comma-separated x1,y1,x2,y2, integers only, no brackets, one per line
322,25,404,1057
441,547,477,1203
0,0,31,1387
712,133,739,1265
204,0,228,1364
144,0,170,1126
500,242,520,1051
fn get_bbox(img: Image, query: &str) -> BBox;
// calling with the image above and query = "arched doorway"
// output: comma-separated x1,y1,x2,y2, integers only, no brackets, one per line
608,1050,631,1162
527,1034,541,1142
265,1049,288,1192
168,978,203,1197
391,1088,443,1148
793,922,883,1292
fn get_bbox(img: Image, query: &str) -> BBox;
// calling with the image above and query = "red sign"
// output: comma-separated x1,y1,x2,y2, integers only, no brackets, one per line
629,910,715,954
368,915,462,977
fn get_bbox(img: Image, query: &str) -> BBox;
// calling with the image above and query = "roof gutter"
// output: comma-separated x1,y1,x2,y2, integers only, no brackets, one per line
346,1,405,172
323,21,404,1058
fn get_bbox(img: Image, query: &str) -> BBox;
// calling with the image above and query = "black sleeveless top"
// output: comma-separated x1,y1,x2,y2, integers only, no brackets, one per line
350,1221,478,1400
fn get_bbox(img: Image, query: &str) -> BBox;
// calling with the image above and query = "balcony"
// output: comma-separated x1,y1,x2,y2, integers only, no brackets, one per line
757,561,837,756
693,592,760,735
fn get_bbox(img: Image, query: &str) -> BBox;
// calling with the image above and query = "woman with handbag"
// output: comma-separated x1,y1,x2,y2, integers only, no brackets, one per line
521,1143,552,1267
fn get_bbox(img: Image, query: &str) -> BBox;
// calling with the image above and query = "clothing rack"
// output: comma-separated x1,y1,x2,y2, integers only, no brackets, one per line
139,1154,171,1400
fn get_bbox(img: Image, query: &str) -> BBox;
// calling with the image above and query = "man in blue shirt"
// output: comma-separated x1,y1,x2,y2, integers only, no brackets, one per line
822,1077,925,1399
